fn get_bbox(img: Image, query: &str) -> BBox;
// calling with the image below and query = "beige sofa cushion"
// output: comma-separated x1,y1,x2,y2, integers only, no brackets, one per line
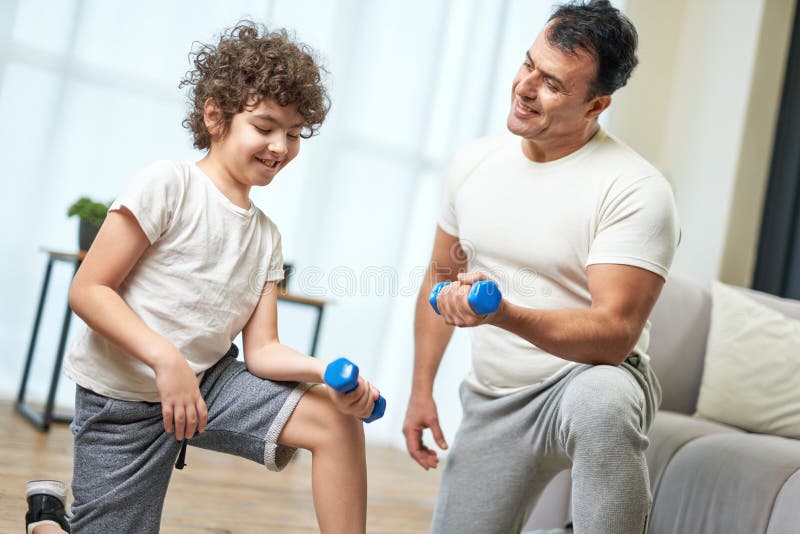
645,410,740,496
648,432,800,534
695,281,800,439
647,275,711,414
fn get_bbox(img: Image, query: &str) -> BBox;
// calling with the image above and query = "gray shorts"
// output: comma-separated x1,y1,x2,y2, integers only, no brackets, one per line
68,345,310,533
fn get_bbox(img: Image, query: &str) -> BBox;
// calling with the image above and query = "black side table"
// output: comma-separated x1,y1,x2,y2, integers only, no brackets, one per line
16,249,84,431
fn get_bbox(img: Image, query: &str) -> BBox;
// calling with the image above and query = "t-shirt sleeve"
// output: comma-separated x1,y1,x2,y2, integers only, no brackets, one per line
265,223,284,283
438,155,463,237
587,175,681,279
109,161,184,244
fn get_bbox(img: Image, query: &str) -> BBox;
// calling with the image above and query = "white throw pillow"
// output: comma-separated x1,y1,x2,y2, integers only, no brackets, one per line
695,281,800,439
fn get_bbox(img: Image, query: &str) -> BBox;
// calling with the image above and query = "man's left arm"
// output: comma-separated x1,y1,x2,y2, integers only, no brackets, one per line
437,265,664,366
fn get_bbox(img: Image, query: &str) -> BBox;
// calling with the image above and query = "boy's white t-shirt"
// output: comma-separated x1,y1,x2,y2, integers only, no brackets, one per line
63,160,284,402
439,129,681,397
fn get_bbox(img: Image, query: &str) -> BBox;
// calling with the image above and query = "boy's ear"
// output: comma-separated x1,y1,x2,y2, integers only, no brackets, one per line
203,98,224,138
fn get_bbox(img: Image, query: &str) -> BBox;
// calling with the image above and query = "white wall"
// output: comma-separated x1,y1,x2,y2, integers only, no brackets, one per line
719,0,797,285
610,0,796,286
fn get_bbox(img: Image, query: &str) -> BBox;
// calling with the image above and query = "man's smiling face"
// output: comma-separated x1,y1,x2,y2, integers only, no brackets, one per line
507,22,600,146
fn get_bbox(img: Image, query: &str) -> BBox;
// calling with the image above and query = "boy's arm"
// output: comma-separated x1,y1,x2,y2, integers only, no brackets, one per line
242,283,379,419
69,207,206,440
241,283,326,383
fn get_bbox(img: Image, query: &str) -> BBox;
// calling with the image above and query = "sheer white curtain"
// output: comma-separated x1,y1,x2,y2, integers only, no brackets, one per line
1,0,623,448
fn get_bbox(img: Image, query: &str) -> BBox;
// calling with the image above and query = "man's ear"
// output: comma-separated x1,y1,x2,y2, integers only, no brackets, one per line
203,98,224,139
586,94,611,121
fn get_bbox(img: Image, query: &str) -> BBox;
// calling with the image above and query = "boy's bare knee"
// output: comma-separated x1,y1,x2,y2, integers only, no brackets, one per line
280,385,364,453
315,395,364,451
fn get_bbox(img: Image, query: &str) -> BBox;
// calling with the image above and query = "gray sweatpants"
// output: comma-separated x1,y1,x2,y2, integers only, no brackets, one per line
431,355,661,534
69,345,310,533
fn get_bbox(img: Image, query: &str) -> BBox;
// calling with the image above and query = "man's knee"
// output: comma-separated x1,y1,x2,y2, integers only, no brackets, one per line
560,366,647,446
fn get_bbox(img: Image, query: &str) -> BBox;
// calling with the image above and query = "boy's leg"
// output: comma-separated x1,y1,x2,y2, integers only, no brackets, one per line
557,359,660,534
186,353,366,534
430,377,574,534
277,385,367,532
69,385,181,533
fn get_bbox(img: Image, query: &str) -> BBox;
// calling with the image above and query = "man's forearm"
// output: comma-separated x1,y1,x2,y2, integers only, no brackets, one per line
489,301,638,365
412,286,455,395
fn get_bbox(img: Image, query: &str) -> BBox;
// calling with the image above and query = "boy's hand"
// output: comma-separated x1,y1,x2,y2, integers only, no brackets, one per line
326,376,380,420
154,350,208,441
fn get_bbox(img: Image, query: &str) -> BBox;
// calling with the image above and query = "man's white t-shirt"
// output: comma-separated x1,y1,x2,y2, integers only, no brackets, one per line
63,160,284,402
439,129,680,397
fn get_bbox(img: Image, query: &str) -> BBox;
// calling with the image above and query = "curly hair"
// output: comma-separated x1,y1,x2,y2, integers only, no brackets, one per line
548,0,639,99
180,21,330,150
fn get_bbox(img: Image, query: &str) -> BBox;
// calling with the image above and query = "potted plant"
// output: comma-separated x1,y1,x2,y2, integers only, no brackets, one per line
67,197,110,251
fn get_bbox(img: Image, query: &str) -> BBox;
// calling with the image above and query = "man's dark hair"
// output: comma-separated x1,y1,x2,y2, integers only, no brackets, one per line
548,0,638,99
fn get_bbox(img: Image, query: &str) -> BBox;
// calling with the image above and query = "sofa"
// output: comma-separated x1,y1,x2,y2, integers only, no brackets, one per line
522,275,800,533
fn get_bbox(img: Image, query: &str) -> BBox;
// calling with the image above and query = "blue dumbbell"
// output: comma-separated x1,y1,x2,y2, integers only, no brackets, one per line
324,357,386,423
429,280,502,315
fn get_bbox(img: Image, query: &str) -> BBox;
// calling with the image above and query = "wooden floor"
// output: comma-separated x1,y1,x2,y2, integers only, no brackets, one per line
0,401,441,533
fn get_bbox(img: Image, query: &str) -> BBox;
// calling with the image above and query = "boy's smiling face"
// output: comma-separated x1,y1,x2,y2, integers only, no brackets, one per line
207,97,304,189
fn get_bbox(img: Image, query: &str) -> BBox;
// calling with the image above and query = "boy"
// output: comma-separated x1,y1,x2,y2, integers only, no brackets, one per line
26,21,380,534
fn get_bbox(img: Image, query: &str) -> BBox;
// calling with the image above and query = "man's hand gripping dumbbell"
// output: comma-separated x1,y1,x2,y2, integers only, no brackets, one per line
428,273,502,327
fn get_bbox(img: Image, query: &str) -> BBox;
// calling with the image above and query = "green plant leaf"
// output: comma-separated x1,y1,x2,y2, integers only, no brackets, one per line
67,197,111,227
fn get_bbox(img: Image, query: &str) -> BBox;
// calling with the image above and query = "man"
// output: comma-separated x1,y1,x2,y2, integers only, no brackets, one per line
402,1,680,533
